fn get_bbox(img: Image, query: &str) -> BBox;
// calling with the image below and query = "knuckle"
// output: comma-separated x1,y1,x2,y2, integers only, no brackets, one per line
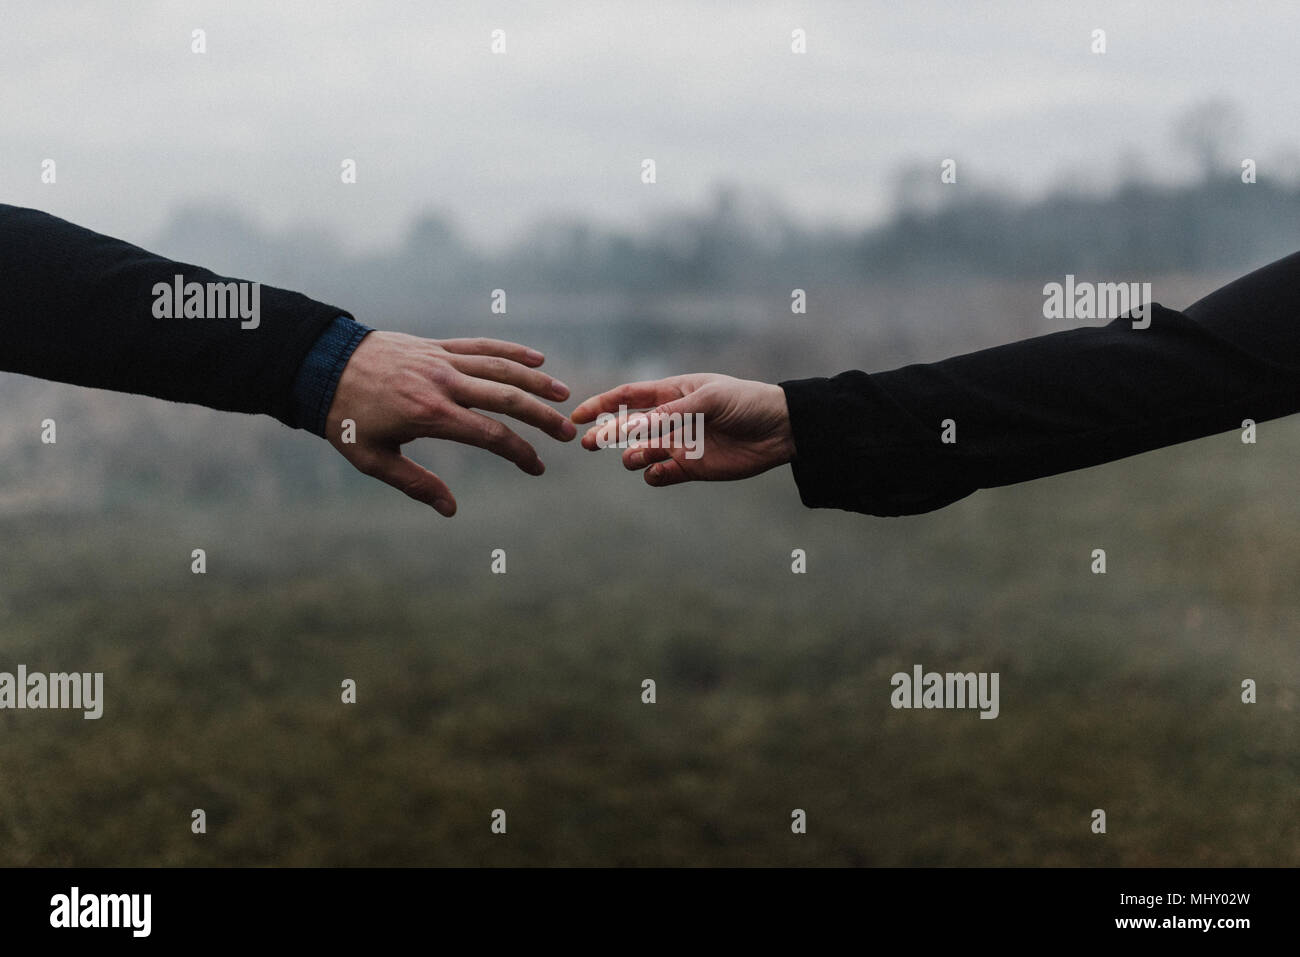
498,386,522,410
427,362,456,390
415,395,445,422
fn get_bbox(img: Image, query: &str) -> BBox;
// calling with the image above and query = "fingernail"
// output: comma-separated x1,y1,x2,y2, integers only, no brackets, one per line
629,451,645,467
525,349,545,363
560,420,577,439
551,379,569,398
433,498,452,514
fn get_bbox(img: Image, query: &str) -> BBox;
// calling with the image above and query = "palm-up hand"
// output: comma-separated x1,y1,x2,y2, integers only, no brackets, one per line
571,373,795,486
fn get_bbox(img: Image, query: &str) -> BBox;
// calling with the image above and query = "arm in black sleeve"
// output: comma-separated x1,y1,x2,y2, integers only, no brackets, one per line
779,250,1300,516
0,203,352,428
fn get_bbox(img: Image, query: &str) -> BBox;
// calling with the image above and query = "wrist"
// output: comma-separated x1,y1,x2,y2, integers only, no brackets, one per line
292,315,373,436
763,382,797,465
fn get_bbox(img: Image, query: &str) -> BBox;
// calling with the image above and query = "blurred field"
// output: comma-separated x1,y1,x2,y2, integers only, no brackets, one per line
1,273,1297,867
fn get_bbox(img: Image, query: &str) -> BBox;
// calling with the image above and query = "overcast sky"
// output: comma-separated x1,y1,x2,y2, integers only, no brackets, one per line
4,0,1298,253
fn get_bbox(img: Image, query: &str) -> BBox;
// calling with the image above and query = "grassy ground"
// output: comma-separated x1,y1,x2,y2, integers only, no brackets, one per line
0,408,1295,866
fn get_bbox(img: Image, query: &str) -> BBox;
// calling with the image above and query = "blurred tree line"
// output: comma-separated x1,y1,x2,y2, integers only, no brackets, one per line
159,173,1300,308
150,101,1299,310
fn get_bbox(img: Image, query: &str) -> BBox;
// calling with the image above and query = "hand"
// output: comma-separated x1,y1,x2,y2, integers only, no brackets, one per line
571,373,795,486
325,332,576,515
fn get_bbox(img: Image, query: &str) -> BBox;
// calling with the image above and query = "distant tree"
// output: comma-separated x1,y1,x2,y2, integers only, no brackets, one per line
1173,98,1244,180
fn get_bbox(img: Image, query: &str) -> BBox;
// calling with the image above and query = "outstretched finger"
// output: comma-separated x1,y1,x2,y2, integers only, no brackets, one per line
570,379,687,424
452,376,577,442
439,337,547,367
644,458,691,487
582,406,690,451
448,353,570,401
580,415,625,451
435,407,546,475
622,443,674,471
365,451,458,515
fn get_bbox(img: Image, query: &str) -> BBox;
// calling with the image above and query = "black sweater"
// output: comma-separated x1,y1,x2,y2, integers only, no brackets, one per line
5,205,1297,518
781,250,1300,515
0,204,350,429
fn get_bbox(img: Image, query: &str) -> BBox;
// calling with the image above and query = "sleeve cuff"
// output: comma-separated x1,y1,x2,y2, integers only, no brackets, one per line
779,374,977,517
290,315,373,436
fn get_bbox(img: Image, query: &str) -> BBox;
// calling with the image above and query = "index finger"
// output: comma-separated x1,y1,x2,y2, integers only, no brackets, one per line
570,380,687,424
439,338,547,367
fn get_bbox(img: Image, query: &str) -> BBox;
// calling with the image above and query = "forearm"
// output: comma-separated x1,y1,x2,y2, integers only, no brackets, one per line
781,251,1300,516
0,203,353,428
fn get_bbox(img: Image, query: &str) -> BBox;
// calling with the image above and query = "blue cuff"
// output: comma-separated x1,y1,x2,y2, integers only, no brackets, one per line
291,315,373,436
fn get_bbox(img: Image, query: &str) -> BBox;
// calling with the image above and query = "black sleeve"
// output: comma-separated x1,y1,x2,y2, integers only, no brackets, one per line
779,250,1300,516
0,203,351,429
